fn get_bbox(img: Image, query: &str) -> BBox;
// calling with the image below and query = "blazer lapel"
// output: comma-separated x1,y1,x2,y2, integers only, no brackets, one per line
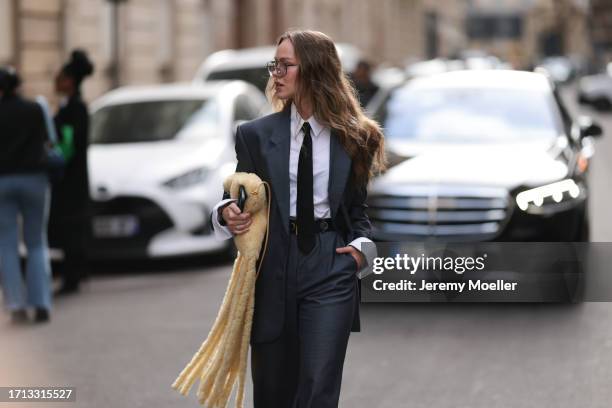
328,128,352,220
263,108,291,237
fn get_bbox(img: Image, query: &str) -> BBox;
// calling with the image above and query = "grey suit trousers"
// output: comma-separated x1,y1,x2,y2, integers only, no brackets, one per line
251,227,359,408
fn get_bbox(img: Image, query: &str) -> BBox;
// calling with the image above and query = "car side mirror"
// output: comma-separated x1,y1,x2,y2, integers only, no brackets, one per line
578,116,603,139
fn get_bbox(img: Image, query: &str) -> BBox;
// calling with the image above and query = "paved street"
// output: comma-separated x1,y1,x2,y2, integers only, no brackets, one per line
2,266,612,408
2,85,612,408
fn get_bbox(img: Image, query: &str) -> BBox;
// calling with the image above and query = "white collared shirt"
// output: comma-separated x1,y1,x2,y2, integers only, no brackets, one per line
211,103,376,276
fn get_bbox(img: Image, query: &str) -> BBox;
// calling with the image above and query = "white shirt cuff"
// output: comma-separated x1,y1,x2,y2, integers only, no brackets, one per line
211,198,237,241
348,237,377,279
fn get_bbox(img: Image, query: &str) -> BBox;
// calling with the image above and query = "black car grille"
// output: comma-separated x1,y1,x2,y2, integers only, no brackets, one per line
368,185,510,241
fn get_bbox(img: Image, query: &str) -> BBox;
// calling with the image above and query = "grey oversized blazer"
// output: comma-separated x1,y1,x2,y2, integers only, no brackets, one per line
212,105,373,344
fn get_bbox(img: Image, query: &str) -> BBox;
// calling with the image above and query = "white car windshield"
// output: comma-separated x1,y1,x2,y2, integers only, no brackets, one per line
91,98,218,144
381,87,561,144
207,68,269,93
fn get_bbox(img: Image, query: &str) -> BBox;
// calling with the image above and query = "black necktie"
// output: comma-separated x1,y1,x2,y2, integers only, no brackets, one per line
297,121,315,254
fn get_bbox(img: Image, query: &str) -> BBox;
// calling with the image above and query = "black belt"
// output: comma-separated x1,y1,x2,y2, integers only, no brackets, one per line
289,217,334,235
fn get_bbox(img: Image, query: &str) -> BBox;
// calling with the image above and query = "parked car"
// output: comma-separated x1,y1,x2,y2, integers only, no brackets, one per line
193,44,363,93
578,62,612,110
87,81,269,259
364,66,406,119
535,56,576,85
368,70,601,243
457,49,512,71
405,52,510,79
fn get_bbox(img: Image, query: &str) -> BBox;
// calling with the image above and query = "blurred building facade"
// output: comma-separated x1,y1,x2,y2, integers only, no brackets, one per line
590,0,612,67
232,0,424,68
0,0,426,104
0,0,218,103
0,0,597,105
423,0,592,69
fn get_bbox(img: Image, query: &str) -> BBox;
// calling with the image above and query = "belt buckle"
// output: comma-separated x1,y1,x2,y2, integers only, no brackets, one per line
319,220,328,232
291,220,298,235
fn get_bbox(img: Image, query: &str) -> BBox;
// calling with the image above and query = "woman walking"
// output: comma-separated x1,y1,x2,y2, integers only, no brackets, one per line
49,50,94,295
0,66,53,323
210,30,386,407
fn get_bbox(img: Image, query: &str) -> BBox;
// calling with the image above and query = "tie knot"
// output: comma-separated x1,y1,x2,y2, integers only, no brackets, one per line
301,121,311,135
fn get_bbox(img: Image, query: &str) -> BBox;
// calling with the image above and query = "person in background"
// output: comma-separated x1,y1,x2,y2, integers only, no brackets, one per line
0,66,53,323
351,59,379,107
49,50,94,295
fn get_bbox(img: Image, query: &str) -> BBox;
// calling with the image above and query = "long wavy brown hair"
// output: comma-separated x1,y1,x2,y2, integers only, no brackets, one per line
265,29,386,187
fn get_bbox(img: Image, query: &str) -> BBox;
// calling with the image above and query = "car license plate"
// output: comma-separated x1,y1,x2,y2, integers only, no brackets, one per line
92,215,139,238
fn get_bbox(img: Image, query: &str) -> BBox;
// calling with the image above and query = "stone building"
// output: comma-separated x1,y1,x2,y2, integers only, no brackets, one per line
590,0,612,67
0,0,425,105
0,0,220,103
234,0,424,67
422,0,591,69
0,0,595,105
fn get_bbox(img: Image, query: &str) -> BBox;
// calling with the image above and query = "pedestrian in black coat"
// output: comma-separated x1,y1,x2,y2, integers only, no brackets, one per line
48,49,94,295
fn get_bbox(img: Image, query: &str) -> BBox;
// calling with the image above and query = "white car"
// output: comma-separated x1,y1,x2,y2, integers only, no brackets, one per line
535,56,575,84
578,62,612,110
193,44,363,93
87,81,269,259
405,54,510,79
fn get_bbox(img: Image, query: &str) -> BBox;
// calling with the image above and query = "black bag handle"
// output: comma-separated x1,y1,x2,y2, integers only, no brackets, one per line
237,185,247,212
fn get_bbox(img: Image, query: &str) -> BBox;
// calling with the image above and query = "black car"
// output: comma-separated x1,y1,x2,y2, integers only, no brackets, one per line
367,70,602,243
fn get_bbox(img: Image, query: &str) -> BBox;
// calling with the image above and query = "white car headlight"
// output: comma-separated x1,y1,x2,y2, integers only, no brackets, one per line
163,167,209,190
515,179,581,212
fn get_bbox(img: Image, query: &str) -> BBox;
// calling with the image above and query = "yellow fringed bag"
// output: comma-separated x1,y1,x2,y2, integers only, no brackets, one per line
172,172,271,407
